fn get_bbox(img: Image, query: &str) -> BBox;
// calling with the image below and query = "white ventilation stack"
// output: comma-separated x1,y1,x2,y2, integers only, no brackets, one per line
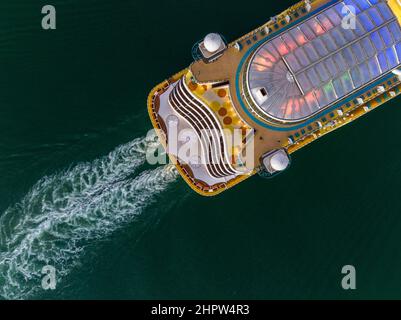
393,69,401,82
305,0,312,12
356,97,364,105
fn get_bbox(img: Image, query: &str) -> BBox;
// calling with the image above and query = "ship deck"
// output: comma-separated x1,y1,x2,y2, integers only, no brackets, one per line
148,0,401,196
190,0,334,162
190,0,401,161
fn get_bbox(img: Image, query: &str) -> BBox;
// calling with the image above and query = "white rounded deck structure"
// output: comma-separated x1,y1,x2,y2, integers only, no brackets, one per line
270,153,290,171
204,33,223,53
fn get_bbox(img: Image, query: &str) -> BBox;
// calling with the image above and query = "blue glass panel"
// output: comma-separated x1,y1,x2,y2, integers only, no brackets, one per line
333,77,346,97
370,31,384,51
331,28,347,46
323,82,337,103
354,20,366,37
316,62,330,82
299,23,316,41
272,38,288,55
297,73,312,91
368,56,382,76
354,0,371,11
334,2,346,17
367,7,384,26
307,68,321,87
395,43,401,60
325,57,339,77
285,53,302,72
325,8,342,26
315,87,329,106
305,92,319,110
350,66,363,87
385,47,398,68
359,61,372,81
378,26,393,48
304,43,319,61
333,52,347,72
294,47,310,67
321,33,338,51
306,18,326,37
368,0,379,4
361,37,376,58
344,0,361,14
265,43,280,59
317,13,334,31
341,72,354,92
259,48,275,63
388,21,401,42
342,47,356,67
358,12,375,31
377,52,389,72
351,42,366,63
312,38,329,57
290,28,309,46
282,33,298,51
342,27,357,42
376,3,393,21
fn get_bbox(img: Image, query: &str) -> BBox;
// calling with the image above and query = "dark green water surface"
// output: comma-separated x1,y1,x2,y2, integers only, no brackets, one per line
1,0,401,299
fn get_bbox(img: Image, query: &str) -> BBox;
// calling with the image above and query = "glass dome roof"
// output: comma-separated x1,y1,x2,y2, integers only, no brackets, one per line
246,0,401,122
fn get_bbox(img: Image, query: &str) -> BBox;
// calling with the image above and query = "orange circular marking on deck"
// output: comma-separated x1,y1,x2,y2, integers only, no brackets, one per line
188,82,198,91
223,117,232,125
217,89,227,98
219,108,227,116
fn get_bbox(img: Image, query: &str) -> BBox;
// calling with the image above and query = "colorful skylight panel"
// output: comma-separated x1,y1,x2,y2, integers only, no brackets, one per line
247,0,401,121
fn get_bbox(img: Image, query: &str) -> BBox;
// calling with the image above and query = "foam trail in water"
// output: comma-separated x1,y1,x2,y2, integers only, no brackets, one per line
0,136,178,300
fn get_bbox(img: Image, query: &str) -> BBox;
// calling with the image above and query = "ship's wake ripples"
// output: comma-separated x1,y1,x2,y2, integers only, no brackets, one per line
0,136,178,300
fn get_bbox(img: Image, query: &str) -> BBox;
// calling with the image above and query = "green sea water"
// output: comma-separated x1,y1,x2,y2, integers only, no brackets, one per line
1,0,401,300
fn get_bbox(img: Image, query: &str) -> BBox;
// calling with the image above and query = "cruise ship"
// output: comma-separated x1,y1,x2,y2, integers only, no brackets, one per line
148,0,401,196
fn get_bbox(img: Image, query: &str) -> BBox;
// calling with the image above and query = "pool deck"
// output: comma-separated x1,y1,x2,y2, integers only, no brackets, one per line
190,45,298,163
